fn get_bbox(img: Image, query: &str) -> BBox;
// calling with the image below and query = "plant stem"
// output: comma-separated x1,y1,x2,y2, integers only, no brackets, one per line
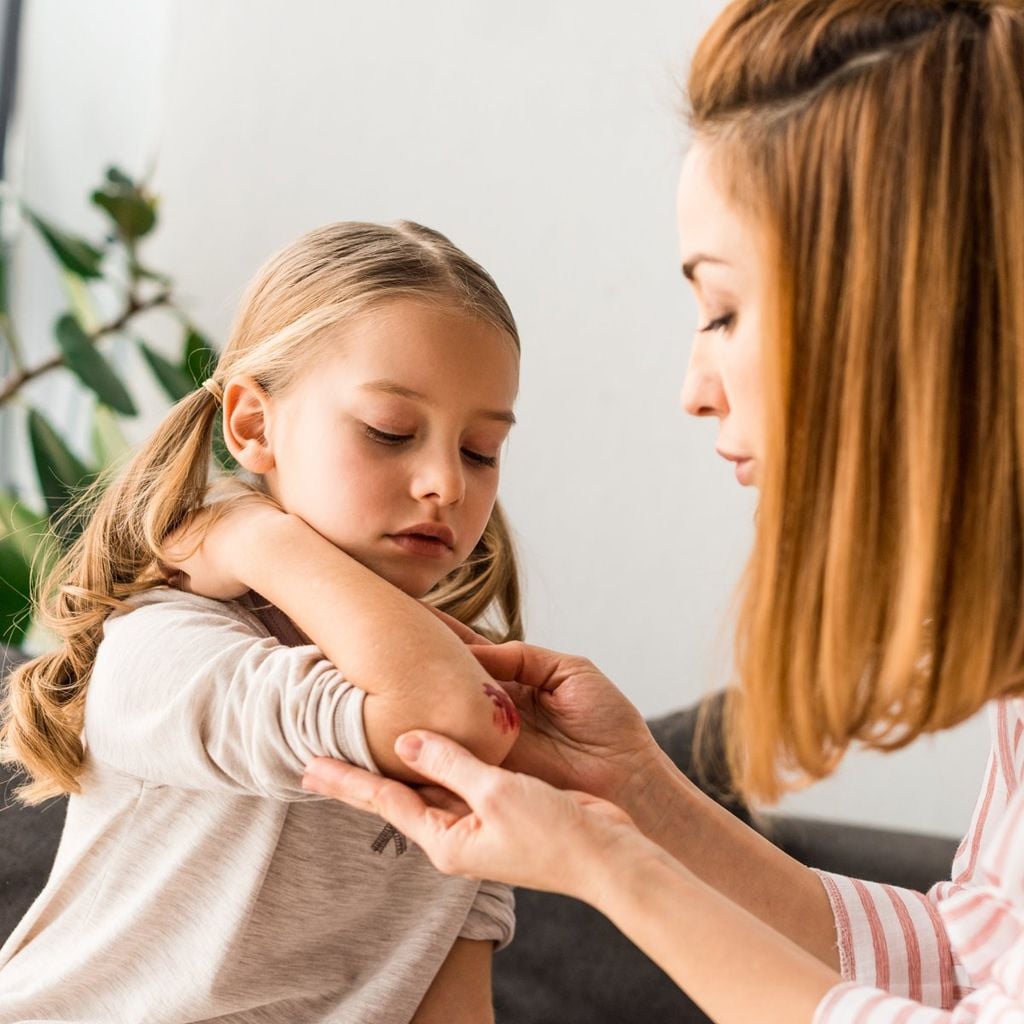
0,289,172,407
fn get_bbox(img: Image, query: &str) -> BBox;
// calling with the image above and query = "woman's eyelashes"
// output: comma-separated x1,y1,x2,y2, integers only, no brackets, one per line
362,424,499,468
698,312,736,334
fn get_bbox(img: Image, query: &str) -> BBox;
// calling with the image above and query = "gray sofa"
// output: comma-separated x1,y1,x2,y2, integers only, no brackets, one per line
0,645,958,1023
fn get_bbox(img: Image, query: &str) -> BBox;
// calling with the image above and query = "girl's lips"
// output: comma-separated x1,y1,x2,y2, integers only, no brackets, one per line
388,534,453,559
734,458,755,486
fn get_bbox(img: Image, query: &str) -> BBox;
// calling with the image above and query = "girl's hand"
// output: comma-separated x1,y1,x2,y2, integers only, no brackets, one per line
302,731,644,900
161,496,286,601
465,641,674,810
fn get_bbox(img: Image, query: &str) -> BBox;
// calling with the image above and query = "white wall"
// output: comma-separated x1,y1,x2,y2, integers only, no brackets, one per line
8,0,991,837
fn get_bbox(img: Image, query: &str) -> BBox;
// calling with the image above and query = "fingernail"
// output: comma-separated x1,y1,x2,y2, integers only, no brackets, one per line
395,733,423,762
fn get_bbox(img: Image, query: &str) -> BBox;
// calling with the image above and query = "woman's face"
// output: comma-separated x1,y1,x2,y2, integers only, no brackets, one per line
676,141,767,488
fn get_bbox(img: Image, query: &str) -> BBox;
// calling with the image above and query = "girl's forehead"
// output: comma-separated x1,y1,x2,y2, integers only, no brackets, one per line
295,305,519,407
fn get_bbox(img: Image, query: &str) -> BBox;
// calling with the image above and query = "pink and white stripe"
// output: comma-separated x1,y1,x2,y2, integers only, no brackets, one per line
814,699,1024,1023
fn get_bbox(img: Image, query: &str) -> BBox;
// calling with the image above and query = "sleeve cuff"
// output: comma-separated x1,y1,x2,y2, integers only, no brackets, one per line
333,685,380,775
459,880,516,951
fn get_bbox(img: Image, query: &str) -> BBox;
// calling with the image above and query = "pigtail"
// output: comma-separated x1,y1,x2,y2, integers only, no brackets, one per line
0,386,223,803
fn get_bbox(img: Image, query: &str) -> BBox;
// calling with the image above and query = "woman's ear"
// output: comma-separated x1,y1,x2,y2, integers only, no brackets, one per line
222,377,276,474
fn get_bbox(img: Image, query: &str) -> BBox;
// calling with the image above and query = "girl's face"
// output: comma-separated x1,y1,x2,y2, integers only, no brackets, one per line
676,141,767,488
257,298,519,597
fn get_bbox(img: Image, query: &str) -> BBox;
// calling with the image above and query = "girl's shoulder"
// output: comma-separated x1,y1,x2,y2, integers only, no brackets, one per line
107,585,269,633
98,587,275,666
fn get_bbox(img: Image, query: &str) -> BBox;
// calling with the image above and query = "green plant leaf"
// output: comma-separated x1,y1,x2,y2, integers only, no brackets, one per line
182,327,218,388
92,192,157,241
55,314,137,415
62,271,101,333
27,211,104,279
105,167,134,188
91,404,131,467
27,408,94,522
91,165,158,241
139,341,194,402
0,536,32,646
0,490,49,568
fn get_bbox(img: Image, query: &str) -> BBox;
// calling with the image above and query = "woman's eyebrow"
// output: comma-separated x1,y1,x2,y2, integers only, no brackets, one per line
360,379,516,425
681,254,730,280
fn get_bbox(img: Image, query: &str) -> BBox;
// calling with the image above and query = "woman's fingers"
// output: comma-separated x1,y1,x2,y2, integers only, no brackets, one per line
302,757,459,833
393,731,503,804
469,641,574,691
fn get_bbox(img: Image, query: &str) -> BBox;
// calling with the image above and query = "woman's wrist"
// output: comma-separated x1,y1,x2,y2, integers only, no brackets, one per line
580,826,692,916
617,748,698,847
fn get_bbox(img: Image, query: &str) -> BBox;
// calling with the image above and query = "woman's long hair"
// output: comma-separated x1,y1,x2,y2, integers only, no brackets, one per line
1,220,523,803
688,0,1024,802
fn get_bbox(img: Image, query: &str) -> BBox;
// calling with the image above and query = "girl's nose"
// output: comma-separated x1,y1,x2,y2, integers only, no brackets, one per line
681,334,727,419
412,449,466,506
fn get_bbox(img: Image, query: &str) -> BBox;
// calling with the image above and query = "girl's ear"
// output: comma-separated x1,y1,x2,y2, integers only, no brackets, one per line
222,377,276,474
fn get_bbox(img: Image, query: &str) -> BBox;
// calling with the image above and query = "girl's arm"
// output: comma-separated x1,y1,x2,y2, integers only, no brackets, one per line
165,505,518,781
409,939,495,1024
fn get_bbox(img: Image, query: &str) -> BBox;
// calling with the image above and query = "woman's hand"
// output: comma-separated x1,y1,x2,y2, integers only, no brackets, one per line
462,640,676,811
160,494,286,600
302,731,646,900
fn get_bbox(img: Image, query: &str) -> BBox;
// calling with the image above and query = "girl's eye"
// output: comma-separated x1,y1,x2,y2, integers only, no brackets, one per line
462,448,498,469
365,425,413,445
699,313,736,334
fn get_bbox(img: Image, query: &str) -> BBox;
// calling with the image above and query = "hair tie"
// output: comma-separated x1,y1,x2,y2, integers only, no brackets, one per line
201,379,223,405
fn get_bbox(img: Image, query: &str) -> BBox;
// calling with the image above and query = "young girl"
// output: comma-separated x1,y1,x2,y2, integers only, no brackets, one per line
0,220,524,1023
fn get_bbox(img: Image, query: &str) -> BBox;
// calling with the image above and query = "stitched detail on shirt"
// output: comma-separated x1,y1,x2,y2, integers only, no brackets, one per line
371,823,407,856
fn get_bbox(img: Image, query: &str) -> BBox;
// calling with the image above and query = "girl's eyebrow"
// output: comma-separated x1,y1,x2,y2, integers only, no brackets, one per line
360,379,517,425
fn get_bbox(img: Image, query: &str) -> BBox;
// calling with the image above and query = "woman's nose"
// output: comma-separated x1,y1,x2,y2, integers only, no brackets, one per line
680,335,727,419
412,448,466,506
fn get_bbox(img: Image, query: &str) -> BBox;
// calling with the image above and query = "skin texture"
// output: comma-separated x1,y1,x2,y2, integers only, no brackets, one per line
300,157,849,1022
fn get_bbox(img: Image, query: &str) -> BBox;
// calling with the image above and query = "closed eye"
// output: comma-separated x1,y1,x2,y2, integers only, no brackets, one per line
364,425,412,445
699,313,735,334
462,449,498,469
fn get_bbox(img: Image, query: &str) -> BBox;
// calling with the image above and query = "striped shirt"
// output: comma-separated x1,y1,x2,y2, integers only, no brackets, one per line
814,698,1024,1023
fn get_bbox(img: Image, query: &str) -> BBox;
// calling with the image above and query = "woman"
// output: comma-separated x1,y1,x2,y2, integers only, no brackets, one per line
301,2,1024,1021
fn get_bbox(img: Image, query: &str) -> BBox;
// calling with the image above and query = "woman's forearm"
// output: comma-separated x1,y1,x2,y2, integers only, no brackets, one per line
237,513,517,778
623,753,841,972
586,840,840,1024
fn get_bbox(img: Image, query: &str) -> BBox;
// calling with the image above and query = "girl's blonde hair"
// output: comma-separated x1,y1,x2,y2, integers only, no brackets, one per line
688,0,1024,802
1,220,523,804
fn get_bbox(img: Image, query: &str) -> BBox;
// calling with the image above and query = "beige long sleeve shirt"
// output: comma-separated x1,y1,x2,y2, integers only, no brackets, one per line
0,588,513,1024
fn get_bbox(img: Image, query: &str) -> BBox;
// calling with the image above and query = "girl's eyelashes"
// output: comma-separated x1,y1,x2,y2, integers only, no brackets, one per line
463,449,498,469
699,312,736,334
363,424,499,468
364,425,412,445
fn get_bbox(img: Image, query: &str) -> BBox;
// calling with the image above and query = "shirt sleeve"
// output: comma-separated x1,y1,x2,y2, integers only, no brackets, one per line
814,872,971,1009
458,881,516,951
83,588,380,799
814,980,1024,1023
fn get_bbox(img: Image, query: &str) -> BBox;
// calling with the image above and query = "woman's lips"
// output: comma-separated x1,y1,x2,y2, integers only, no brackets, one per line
716,448,755,486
